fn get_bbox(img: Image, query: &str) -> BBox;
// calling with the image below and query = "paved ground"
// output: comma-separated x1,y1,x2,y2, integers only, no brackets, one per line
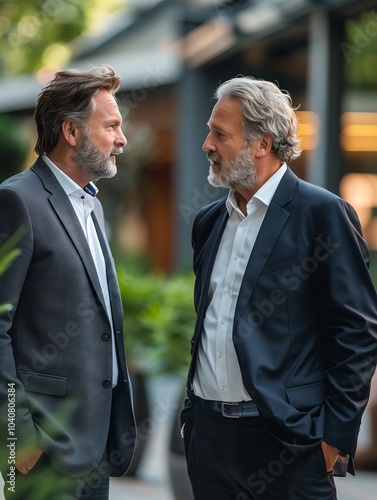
2,374,377,499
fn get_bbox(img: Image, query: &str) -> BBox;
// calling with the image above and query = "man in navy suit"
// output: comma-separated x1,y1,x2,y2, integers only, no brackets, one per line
0,65,135,499
181,76,377,499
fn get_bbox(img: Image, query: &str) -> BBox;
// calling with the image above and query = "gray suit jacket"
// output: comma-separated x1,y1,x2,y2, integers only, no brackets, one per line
0,157,136,477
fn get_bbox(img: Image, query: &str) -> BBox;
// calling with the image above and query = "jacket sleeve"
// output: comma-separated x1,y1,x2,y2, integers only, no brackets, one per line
313,197,377,458
0,188,39,460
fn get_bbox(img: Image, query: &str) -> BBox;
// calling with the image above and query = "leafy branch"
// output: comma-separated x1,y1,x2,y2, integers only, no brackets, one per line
0,226,25,313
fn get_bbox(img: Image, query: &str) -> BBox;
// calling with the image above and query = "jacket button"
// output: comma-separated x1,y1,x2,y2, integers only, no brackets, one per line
101,332,111,341
102,379,112,388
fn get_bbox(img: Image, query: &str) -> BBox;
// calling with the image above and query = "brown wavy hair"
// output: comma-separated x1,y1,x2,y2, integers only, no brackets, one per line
34,65,121,155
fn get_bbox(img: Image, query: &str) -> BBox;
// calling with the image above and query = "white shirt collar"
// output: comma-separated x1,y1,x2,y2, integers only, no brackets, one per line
43,154,98,199
226,163,287,216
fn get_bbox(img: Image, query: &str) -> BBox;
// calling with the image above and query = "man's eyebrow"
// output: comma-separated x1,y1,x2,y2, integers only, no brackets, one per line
207,121,229,134
105,117,122,126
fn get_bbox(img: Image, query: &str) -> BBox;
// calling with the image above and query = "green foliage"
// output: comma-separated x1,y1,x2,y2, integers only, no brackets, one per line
0,226,24,313
0,0,87,75
117,268,196,376
343,11,377,89
0,114,29,182
0,0,124,76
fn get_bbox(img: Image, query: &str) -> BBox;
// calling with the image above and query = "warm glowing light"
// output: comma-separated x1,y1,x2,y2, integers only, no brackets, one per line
36,65,62,85
339,173,377,249
340,113,377,151
295,111,319,151
180,19,236,67
296,111,377,152
42,43,72,67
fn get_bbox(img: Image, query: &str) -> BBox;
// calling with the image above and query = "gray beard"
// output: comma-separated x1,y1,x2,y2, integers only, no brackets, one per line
207,147,258,191
73,134,118,181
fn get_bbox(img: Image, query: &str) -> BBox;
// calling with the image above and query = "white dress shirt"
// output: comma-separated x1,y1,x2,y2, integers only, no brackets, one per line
193,164,287,402
43,155,119,386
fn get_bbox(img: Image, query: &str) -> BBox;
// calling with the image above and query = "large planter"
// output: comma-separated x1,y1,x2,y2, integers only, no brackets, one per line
126,369,150,476
168,386,194,500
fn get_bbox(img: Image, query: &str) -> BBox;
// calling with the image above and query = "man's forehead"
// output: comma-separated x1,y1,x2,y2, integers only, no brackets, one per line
208,98,243,129
92,91,122,118
211,98,240,117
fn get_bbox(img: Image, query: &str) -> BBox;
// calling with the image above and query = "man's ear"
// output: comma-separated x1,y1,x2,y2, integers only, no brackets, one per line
255,133,273,158
61,120,78,147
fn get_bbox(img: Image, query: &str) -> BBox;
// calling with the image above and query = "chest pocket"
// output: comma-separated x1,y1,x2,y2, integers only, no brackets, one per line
261,254,300,275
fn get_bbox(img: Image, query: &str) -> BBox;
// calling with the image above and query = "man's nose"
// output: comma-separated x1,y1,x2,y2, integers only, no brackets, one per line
202,133,214,152
117,129,127,147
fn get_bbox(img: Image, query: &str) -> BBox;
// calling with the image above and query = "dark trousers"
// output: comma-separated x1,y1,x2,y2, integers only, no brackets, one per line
182,395,337,500
2,449,110,500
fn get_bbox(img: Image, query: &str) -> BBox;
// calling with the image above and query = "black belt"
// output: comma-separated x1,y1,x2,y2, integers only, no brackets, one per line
202,399,259,418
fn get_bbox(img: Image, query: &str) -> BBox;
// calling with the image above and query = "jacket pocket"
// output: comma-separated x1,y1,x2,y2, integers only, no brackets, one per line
17,371,67,397
285,381,326,410
262,254,300,274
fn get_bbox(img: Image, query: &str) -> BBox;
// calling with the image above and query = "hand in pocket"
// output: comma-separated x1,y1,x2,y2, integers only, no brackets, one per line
16,445,43,475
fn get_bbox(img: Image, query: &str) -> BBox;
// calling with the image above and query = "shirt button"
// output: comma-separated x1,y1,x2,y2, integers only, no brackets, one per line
220,320,225,325
218,353,223,359
227,287,231,294
101,332,111,341
241,222,247,228
220,386,225,391
234,255,239,261
102,379,112,388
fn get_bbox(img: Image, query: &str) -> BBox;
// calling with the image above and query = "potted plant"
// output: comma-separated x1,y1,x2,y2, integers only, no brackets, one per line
117,268,195,497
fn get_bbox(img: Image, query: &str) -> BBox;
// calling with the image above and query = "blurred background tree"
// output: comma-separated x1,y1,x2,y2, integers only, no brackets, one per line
0,113,29,182
0,0,124,76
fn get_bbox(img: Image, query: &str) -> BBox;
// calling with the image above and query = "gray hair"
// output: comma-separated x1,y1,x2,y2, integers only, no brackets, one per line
214,76,302,163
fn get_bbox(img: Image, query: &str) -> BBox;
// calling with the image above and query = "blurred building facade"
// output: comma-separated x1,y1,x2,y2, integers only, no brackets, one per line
0,0,376,275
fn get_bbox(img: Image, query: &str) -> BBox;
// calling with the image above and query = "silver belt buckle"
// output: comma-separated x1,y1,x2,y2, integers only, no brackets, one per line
221,402,240,418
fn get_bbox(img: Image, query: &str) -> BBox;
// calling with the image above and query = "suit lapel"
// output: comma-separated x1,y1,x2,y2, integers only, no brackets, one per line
234,168,298,324
91,210,127,376
31,158,107,312
194,205,228,338
91,210,123,333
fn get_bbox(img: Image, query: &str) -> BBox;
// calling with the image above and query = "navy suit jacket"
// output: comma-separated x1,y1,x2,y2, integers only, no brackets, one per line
0,157,136,477
187,168,377,474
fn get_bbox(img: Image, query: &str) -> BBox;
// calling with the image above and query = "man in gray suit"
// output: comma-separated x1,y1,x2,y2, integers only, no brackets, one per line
0,65,136,499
